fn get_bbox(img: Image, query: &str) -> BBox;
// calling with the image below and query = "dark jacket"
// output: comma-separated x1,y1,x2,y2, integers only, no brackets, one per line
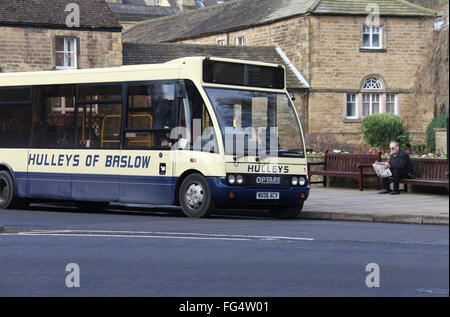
389,150,415,178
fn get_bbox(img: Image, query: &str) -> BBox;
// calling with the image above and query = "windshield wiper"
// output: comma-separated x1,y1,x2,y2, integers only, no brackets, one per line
278,148,302,157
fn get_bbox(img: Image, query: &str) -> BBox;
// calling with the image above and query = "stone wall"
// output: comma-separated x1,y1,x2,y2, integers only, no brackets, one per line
306,15,435,144
435,128,448,155
0,27,122,72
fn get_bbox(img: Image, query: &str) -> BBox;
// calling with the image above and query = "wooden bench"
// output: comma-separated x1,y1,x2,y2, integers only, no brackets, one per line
400,158,449,192
308,151,382,191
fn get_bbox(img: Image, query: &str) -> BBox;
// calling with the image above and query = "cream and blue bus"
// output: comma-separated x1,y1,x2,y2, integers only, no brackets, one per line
0,57,309,219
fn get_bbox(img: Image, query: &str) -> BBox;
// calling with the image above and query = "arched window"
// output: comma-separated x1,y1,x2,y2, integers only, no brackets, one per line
362,77,382,90
361,77,382,116
345,77,398,119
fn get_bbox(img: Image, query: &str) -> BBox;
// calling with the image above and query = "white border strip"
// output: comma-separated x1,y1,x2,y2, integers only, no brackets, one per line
274,43,310,88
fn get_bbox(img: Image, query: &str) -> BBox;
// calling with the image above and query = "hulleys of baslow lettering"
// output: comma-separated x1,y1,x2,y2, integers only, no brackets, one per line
27,153,151,169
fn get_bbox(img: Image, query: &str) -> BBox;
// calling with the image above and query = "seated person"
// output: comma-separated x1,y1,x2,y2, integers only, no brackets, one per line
379,141,415,195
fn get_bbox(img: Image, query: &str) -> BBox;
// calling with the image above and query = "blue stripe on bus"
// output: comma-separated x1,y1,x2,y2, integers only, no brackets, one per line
27,172,72,200
119,174,176,204
14,171,177,204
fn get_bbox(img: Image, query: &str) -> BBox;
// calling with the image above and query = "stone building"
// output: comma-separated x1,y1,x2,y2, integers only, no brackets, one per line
106,0,182,31
105,0,233,31
123,0,437,146
0,0,123,73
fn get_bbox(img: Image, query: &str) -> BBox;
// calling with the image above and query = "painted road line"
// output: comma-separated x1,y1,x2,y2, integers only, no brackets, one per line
0,229,314,242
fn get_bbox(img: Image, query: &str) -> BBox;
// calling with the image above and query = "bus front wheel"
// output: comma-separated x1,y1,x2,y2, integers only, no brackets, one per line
269,202,304,219
179,173,215,218
0,170,17,209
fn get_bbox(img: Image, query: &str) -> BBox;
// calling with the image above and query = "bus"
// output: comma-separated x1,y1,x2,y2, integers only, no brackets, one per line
0,57,309,219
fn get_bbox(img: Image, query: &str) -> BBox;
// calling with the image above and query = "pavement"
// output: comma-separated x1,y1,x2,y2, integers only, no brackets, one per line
0,187,448,230
301,187,449,225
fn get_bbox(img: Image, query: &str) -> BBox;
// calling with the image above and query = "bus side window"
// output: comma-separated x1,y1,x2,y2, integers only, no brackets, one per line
0,87,32,148
126,83,177,150
185,81,218,153
76,84,122,149
31,85,75,149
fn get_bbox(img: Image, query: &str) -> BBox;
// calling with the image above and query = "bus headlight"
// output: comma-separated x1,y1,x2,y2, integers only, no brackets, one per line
236,175,244,185
291,176,298,186
299,177,306,186
228,174,236,185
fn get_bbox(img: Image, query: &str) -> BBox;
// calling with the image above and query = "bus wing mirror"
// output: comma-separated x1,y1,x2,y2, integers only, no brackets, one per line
176,81,187,98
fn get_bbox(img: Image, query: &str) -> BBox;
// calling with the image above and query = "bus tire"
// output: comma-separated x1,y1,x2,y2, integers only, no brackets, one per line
179,173,215,218
0,170,18,210
269,202,304,219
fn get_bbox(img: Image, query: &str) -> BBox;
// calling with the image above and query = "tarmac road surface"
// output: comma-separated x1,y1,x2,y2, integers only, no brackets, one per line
0,205,448,297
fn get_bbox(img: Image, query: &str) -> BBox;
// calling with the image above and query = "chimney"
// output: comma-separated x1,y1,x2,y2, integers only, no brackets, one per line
177,0,197,12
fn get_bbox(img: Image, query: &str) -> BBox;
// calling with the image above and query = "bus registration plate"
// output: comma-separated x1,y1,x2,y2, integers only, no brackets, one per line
256,192,280,200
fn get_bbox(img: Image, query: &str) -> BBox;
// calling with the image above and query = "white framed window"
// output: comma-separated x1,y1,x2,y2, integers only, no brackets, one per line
362,77,382,90
345,77,400,120
217,39,226,45
235,36,245,46
362,93,380,117
55,37,77,70
362,25,382,49
346,94,358,119
386,93,397,114
51,97,75,114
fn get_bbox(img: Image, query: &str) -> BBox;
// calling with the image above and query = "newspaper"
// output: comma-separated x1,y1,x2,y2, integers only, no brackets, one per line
372,162,392,178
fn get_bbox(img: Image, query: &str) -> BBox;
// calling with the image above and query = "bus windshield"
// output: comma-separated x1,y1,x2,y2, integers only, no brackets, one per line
204,87,305,158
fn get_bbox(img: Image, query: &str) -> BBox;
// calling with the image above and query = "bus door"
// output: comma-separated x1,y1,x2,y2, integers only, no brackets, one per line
71,84,122,202
173,80,219,179
119,82,178,204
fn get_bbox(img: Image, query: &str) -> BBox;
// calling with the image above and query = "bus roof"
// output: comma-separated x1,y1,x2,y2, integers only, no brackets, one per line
0,56,283,88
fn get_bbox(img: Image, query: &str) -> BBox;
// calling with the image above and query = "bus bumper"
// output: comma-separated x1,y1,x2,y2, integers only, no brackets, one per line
207,177,310,207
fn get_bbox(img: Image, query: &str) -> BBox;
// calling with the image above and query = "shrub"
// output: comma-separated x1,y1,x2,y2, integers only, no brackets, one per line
304,133,338,152
425,113,448,152
409,142,427,155
361,113,409,151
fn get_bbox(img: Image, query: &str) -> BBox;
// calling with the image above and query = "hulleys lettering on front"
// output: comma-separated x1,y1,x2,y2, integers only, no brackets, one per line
247,165,289,174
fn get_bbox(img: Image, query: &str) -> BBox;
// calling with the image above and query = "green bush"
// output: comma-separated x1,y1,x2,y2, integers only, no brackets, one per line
409,142,427,155
361,113,409,151
426,113,449,152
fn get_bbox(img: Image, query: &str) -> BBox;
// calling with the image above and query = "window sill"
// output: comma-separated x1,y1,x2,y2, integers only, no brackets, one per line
360,48,387,53
344,118,362,123
55,67,77,70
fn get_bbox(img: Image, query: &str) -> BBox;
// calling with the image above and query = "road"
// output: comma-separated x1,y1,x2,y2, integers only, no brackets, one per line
0,204,448,297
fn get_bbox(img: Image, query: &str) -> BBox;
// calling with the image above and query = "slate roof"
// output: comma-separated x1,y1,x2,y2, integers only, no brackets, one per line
107,3,181,22
0,0,121,29
314,0,437,16
124,0,317,43
123,0,436,44
123,42,309,89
